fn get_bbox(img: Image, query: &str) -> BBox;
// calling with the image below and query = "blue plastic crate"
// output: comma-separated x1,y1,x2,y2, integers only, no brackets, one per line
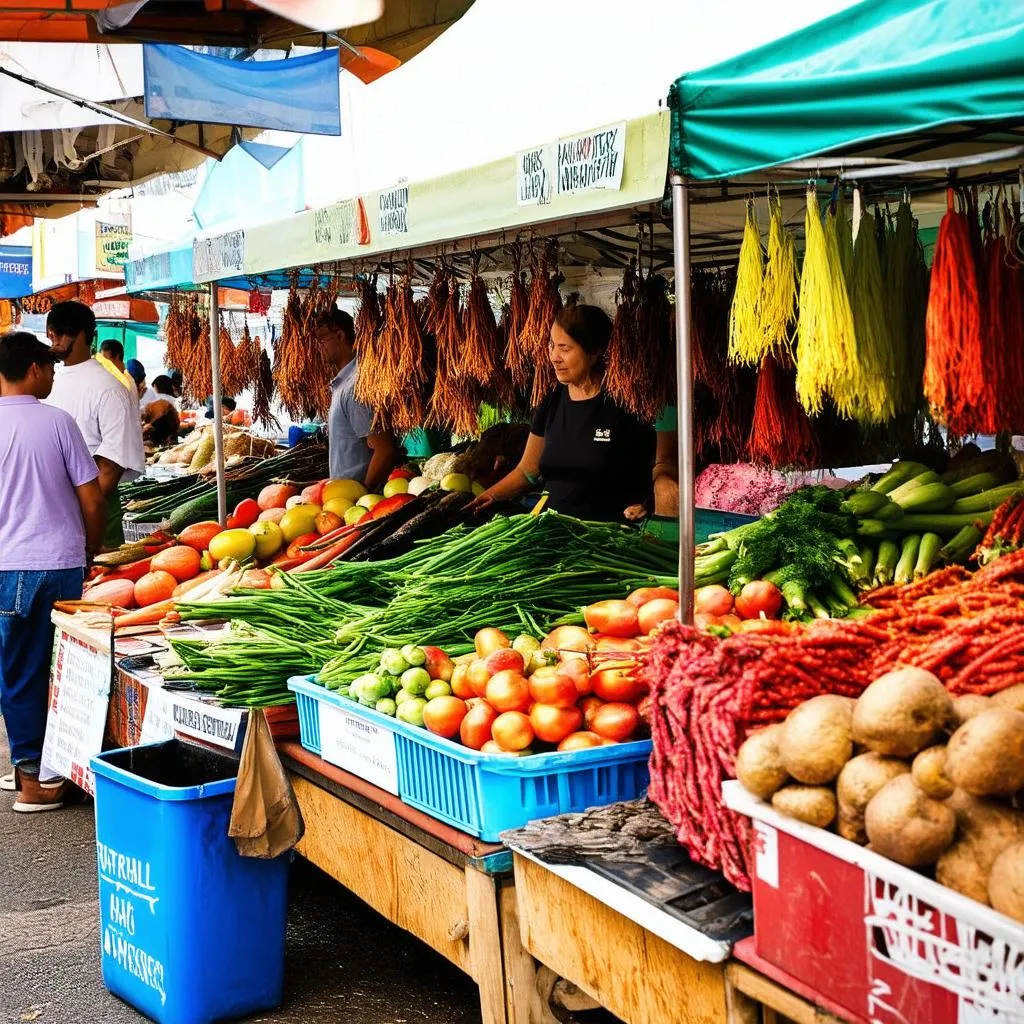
695,507,759,544
91,741,289,1024
289,676,651,841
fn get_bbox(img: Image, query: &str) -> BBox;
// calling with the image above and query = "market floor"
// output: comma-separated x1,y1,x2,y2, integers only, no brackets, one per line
0,718,489,1024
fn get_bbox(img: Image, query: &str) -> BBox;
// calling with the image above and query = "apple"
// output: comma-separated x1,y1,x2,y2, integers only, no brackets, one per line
383,478,409,498
257,507,287,524
323,497,354,518
357,493,385,510
344,505,369,526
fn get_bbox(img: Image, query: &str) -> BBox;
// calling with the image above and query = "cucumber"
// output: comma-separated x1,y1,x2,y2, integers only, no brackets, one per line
870,461,931,495
888,472,941,505
895,535,921,586
874,540,899,586
949,472,1003,499
914,533,943,579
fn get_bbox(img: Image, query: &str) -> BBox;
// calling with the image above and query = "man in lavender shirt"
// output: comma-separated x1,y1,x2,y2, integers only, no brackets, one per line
0,332,105,812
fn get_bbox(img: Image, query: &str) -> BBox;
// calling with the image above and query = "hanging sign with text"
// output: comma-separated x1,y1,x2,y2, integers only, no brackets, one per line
313,200,356,248
516,143,555,206
557,123,626,196
96,222,133,273
192,230,245,281
378,187,409,235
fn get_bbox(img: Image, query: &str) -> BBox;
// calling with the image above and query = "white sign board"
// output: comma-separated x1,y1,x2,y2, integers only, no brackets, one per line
556,122,626,195
138,685,177,745
41,631,113,793
167,699,244,751
318,702,399,795
313,200,356,248
516,144,555,206
192,230,245,281
378,187,409,235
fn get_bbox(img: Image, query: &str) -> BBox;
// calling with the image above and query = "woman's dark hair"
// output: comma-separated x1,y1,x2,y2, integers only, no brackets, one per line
0,331,56,382
152,375,175,396
553,304,613,355
46,300,96,342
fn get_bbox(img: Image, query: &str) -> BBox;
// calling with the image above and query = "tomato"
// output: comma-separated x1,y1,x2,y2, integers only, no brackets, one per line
735,580,784,620
422,646,454,682
579,695,606,729
541,625,594,654
491,711,534,752
627,586,680,608
482,648,525,676
719,613,743,632
257,483,298,511
467,659,493,698
694,612,721,631
590,666,642,703
232,498,261,529
638,598,680,635
530,703,583,744
178,521,223,553
475,627,511,658
150,545,201,583
460,701,498,750
737,618,797,636
556,657,592,696
590,702,641,742
450,663,474,699
528,666,578,709
694,584,733,617
134,570,177,607
557,731,605,752
388,467,417,481
595,636,641,655
583,600,640,639
422,696,469,739
485,671,532,713
286,532,320,558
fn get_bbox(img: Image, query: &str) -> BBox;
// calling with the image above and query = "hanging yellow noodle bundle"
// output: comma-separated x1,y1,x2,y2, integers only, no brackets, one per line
833,193,855,286
843,210,896,424
795,188,858,416
727,201,764,365
758,197,798,357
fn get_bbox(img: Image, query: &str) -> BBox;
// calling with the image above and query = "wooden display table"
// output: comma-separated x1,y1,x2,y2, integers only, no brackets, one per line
279,742,536,1024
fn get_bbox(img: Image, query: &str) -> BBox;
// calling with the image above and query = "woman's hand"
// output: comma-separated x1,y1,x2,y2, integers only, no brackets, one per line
467,490,497,515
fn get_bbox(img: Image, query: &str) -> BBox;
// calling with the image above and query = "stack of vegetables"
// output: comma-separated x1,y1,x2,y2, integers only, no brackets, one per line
733,668,1024,923
644,546,1024,891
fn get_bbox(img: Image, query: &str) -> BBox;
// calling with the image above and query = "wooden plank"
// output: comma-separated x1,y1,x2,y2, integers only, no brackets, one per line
726,963,847,1024
292,773,472,974
466,867,508,1024
724,970,760,1024
497,881,539,1024
514,854,726,1024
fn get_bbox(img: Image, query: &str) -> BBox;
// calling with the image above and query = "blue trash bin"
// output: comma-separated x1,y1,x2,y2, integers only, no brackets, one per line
91,741,289,1024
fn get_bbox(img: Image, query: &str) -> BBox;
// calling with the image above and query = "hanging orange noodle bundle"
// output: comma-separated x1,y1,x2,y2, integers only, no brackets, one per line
924,190,989,435
795,187,858,416
463,265,515,411
251,342,279,432
234,321,261,394
273,281,310,420
500,244,532,399
604,260,640,412
428,277,480,436
163,293,189,373
633,268,675,422
372,276,427,432
218,323,243,397
747,351,819,468
727,201,764,365
758,195,798,358
521,243,563,408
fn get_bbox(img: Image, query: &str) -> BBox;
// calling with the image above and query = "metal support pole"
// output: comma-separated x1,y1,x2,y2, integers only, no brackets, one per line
209,283,228,527
671,173,695,624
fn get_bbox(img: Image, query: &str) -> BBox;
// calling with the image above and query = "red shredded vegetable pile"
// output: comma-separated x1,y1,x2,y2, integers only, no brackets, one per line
643,549,1024,890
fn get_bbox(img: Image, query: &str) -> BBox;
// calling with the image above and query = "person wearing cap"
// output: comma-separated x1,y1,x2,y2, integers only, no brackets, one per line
44,301,145,549
0,332,105,811
127,358,160,410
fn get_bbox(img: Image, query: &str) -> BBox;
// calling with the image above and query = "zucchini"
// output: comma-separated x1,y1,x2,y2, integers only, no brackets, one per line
841,491,890,517
870,461,931,495
898,510,996,535
949,472,1003,499
893,482,956,514
888,472,941,505
950,483,1024,515
914,533,943,579
940,524,985,563
874,540,899,586
859,544,876,579
894,535,921,586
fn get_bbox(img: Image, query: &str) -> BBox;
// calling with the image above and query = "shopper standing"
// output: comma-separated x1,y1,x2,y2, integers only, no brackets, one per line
0,332,105,811
45,301,146,549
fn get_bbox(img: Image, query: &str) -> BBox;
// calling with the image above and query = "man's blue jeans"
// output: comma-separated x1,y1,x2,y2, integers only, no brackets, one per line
0,569,84,773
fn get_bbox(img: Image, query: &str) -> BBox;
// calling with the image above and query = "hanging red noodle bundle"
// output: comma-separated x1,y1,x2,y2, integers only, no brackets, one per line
604,261,640,411
463,269,515,410
501,244,532,398
521,245,563,408
747,352,819,468
428,278,480,436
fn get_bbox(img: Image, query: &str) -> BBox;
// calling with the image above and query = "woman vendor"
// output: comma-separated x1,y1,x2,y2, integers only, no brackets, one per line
471,305,656,522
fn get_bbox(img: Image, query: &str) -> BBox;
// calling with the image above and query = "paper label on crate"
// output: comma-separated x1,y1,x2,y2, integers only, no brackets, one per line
318,703,399,795
41,631,113,794
139,686,177,745
168,699,244,751
752,821,779,889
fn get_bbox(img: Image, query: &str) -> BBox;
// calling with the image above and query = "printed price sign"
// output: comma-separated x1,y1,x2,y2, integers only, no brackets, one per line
319,702,399,795
168,699,244,752
138,685,177,745
41,631,113,794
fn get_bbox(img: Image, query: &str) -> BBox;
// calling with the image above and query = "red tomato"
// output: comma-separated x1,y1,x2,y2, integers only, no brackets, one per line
482,648,525,676
257,483,298,511
530,703,583,744
583,599,640,639
301,482,325,506
460,701,498,750
150,545,201,583
423,696,469,739
388,467,417,481
286,533,320,558
134,570,177,607
541,625,594,654
485,671,532,713
719,614,743,632
579,695,606,730
177,521,222,553
491,711,534,752
737,618,797,636
557,731,605,752
590,702,640,742
556,657,592,696
232,498,261,529
693,611,720,631
450,663,475,700
590,666,642,704
467,660,493,698
693,585,733,617
474,627,511,658
735,580,784,620
627,586,680,608
638,598,680,635
528,666,578,709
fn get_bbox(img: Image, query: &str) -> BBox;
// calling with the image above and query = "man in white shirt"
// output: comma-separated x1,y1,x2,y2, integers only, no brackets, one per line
45,301,146,548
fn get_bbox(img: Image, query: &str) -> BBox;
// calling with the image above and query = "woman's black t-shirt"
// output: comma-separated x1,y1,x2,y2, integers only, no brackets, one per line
530,386,656,521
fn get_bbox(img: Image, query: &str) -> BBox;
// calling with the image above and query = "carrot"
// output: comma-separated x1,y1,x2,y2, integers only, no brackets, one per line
113,598,177,628
291,533,363,572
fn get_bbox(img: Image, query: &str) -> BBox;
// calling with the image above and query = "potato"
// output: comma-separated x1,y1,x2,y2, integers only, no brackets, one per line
993,685,1024,713
953,694,991,727
779,695,854,785
837,752,910,815
865,774,956,867
837,806,868,845
772,785,837,828
735,724,789,800
913,746,955,800
852,668,953,758
946,709,1024,796
989,842,1024,922
935,791,1024,904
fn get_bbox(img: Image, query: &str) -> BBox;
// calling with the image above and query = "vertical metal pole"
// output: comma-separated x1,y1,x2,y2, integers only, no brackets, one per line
671,173,695,624
209,283,227,527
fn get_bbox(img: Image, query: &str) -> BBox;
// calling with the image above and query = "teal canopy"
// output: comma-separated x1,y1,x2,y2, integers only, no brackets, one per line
670,0,1024,180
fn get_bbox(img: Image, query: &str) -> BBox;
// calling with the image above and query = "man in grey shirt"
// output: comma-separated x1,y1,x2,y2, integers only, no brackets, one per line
314,307,399,490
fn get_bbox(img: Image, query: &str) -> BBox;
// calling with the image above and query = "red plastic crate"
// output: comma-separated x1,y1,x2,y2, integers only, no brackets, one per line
724,781,1024,1023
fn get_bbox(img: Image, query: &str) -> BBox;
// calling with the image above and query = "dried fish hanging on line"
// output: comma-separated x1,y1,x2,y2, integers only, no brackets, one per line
727,201,764,365
520,244,563,408
747,351,819,468
500,244,532,399
924,190,989,435
795,187,858,417
463,265,516,411
758,195,798,358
